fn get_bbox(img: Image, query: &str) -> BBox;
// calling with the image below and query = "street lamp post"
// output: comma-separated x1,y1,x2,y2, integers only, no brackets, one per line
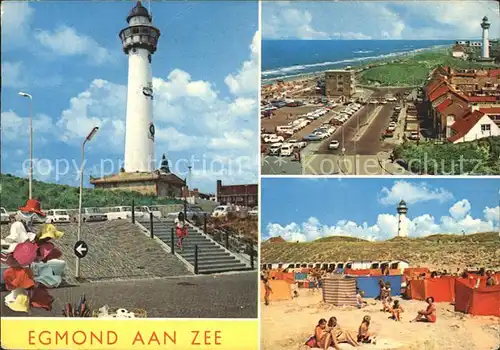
76,126,99,278
341,124,359,175
18,92,33,199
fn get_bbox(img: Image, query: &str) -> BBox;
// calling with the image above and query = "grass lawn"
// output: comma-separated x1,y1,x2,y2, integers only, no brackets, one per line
359,49,499,86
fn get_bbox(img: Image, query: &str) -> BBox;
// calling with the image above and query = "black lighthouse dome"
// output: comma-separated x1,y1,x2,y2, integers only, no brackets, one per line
127,1,152,23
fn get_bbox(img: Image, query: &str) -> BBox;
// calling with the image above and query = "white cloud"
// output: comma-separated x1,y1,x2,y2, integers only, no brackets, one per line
34,26,112,64
378,181,454,206
262,1,499,40
1,62,27,88
0,1,34,48
265,201,499,242
0,111,55,143
484,206,499,223
449,199,472,219
224,31,260,96
264,8,330,40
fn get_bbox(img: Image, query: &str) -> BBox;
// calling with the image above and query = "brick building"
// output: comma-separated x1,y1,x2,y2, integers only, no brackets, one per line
325,70,355,98
216,180,258,207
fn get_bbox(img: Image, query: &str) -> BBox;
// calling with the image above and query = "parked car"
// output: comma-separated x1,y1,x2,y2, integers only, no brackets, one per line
264,135,284,143
409,131,420,140
135,206,162,219
211,205,233,218
268,142,283,155
73,207,107,222
45,209,71,224
394,106,402,111
383,129,394,138
0,207,9,224
288,139,307,149
166,205,209,221
105,206,133,220
280,143,295,156
369,99,379,104
328,140,340,150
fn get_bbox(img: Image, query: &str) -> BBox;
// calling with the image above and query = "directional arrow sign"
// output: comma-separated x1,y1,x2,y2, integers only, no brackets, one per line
74,241,88,259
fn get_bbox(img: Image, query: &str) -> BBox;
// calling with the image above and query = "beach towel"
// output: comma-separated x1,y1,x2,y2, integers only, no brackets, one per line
304,335,317,348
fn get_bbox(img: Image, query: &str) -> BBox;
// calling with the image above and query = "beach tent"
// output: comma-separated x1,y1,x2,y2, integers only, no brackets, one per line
268,270,295,284
404,267,430,279
455,279,500,317
407,276,456,302
260,280,292,302
322,276,357,306
355,275,403,298
294,272,308,281
344,268,382,276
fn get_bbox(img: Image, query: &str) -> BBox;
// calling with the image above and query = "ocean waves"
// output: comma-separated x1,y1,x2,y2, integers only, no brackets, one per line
262,44,449,82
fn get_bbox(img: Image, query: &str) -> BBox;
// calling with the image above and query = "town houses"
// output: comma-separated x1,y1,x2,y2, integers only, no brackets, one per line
424,66,500,142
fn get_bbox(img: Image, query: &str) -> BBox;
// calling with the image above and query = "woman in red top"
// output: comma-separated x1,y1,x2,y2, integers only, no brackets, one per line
410,297,436,323
175,212,187,250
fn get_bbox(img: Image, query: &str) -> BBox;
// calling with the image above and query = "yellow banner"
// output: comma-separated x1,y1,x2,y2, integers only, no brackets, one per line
0,318,259,349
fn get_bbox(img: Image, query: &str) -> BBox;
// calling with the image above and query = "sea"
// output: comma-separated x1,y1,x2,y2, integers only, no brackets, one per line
262,40,455,83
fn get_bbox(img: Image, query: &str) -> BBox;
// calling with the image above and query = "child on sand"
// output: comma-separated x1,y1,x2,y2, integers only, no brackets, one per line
356,288,368,309
410,297,436,323
381,282,392,312
389,300,404,321
358,315,377,344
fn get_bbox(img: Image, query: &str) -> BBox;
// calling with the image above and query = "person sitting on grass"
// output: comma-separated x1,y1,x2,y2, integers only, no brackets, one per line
388,300,404,321
357,315,377,344
410,297,436,323
356,288,368,309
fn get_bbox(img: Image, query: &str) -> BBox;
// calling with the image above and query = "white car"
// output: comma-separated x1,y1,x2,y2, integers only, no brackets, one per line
212,205,232,218
386,97,397,102
135,206,162,219
409,131,420,140
288,139,307,149
74,207,108,222
328,140,340,150
45,209,71,224
264,135,285,143
389,122,397,128
369,99,379,104
269,142,283,155
280,143,295,156
105,206,134,220
0,207,10,223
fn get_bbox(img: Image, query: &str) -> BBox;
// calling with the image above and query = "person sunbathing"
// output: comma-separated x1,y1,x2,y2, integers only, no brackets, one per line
304,318,329,349
327,316,359,348
357,315,377,344
410,297,436,323
388,300,404,321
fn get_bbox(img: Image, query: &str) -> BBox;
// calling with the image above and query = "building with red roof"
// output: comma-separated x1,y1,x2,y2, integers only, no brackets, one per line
447,111,500,144
478,107,500,127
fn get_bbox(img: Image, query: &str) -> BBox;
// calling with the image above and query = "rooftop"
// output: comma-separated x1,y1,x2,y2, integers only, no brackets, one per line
448,110,485,143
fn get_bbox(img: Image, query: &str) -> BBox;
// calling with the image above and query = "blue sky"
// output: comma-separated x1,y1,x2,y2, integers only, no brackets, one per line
1,1,259,193
263,1,499,40
261,178,500,241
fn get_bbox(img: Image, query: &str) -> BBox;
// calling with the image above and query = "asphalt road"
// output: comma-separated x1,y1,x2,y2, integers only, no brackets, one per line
318,88,410,155
0,271,258,318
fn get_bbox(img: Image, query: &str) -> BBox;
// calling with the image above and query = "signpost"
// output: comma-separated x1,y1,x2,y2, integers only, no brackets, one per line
74,240,88,259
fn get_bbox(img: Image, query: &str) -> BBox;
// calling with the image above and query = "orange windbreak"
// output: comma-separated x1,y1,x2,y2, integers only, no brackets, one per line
455,279,500,317
260,280,292,302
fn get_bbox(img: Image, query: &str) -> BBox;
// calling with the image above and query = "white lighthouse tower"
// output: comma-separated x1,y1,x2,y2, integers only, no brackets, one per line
481,16,490,59
119,1,160,172
397,200,409,238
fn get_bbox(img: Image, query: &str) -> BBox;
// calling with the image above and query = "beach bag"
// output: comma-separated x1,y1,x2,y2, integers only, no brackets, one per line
304,335,317,348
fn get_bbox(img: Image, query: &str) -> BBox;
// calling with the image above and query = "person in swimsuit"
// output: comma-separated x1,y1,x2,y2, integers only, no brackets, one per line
327,316,359,348
389,300,404,321
307,318,329,350
261,275,272,306
486,270,498,286
411,297,436,323
358,315,377,344
381,282,392,311
356,288,367,309
174,212,187,250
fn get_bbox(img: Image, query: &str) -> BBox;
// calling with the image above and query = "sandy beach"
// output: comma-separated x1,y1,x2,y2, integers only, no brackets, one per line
261,293,500,350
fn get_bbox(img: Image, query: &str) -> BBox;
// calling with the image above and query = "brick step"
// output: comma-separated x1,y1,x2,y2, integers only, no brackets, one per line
181,255,236,263
197,266,250,274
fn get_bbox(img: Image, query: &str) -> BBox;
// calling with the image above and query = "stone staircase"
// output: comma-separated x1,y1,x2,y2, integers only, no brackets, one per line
137,218,251,274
